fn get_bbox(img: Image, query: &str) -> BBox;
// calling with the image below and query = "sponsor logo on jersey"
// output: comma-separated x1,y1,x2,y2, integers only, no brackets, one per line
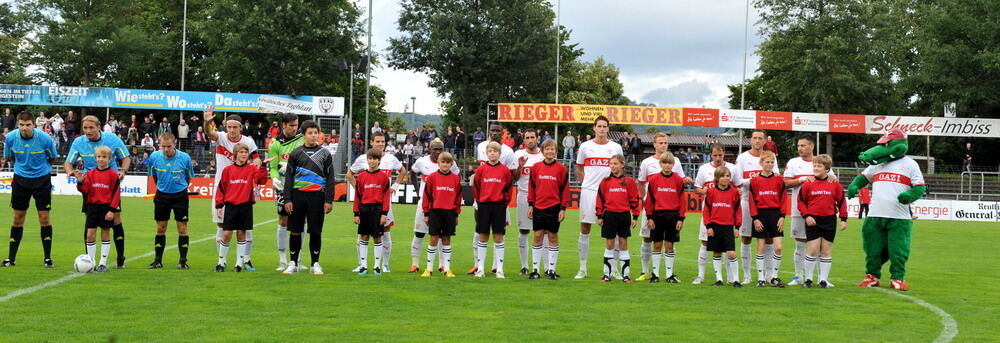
758,190,779,196
656,187,678,193
584,157,611,167
872,172,912,186
538,175,558,181
711,202,732,208
363,183,383,189
609,187,627,193
809,190,832,196
482,177,504,183
435,186,456,192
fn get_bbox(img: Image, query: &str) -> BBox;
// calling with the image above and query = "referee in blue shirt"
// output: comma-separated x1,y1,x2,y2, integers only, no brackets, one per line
3,112,58,268
64,115,131,269
146,133,194,269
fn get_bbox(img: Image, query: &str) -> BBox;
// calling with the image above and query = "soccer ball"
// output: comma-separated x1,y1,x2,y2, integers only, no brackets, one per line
74,255,95,273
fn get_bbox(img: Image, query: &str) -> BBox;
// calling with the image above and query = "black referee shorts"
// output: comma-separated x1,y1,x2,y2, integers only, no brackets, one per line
10,175,52,211
649,210,682,243
288,190,326,234
752,208,784,239
154,191,190,222
600,211,631,239
357,203,385,237
223,203,254,231
475,202,507,235
532,206,562,233
706,223,736,253
805,215,838,242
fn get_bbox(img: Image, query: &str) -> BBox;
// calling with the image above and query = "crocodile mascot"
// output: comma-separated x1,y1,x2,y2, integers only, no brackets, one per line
847,129,925,291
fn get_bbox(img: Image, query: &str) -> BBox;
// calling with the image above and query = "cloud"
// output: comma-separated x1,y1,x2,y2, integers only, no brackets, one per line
641,80,713,106
364,0,765,114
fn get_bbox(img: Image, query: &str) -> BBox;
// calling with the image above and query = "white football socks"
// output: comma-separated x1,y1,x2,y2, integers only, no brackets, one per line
578,233,590,271
756,254,765,281
374,242,383,271
804,255,817,281
410,236,423,266
475,240,488,272
741,243,751,280
494,242,505,274
698,244,708,278
425,245,437,271
651,251,662,278
602,249,615,277
728,257,739,283
640,240,652,275
441,245,452,271
712,256,723,281
237,240,247,268
819,257,832,282
358,239,369,270
763,244,774,280
664,251,676,277
217,241,229,266
382,231,392,268
86,241,96,261
244,231,253,262
531,244,542,272
277,225,289,264
518,233,529,270
547,245,559,273
795,241,807,278
100,240,111,266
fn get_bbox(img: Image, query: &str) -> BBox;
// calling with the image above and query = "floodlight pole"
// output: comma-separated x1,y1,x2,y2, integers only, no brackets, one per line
364,0,373,143
554,0,561,146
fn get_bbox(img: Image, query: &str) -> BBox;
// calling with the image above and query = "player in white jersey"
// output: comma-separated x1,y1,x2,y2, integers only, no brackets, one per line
574,116,623,279
407,141,460,272
733,129,770,284
690,144,737,284
513,129,546,275
471,123,519,275
347,131,407,273
635,132,692,281
204,106,261,270
783,135,838,286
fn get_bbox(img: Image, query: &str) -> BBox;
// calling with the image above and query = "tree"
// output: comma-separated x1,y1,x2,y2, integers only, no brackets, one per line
388,0,583,132
733,0,999,166
198,0,385,126
0,3,29,84
19,0,154,87
729,0,910,161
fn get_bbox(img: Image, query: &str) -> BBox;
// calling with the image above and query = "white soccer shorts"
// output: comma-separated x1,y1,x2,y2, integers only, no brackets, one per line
579,188,598,224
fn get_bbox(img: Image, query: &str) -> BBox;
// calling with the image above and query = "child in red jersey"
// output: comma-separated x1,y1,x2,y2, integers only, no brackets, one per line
798,154,848,289
354,148,392,275
421,152,463,278
214,143,268,272
526,139,569,280
858,186,871,219
471,142,513,278
595,155,641,283
77,146,121,273
749,151,787,287
643,152,686,283
703,167,742,287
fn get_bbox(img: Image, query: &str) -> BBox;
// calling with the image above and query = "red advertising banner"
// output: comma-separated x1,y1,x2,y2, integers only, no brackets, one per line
683,108,719,127
829,114,866,133
756,111,793,131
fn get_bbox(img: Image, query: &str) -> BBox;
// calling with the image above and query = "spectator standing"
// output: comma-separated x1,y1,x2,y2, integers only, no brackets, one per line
371,121,383,135
629,132,643,162
513,129,524,149
253,122,266,149
142,117,156,139
1,108,14,135
454,127,466,160
351,131,365,160
763,135,778,155
193,126,208,166
562,130,576,160
444,127,456,154
35,112,48,128
963,142,973,172
541,130,553,143
472,127,486,148
177,119,190,148
64,111,77,138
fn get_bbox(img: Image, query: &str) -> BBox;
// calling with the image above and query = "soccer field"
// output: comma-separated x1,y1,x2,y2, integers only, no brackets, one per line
0,196,995,342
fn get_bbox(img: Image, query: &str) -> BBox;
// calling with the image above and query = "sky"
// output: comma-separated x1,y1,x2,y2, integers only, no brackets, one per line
363,0,764,114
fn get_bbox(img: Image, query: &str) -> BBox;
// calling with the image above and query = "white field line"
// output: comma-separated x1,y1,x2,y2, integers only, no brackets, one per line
0,219,277,303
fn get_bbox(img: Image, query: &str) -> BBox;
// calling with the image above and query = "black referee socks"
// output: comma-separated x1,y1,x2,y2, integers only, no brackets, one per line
8,226,23,261
40,226,52,260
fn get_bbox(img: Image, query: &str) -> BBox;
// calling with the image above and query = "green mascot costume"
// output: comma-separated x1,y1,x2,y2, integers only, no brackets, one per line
847,129,925,291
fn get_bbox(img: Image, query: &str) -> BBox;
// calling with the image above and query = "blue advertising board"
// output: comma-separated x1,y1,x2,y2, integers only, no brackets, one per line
0,84,343,116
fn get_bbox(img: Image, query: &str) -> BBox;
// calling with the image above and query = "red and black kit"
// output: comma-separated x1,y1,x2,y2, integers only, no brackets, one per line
596,174,641,239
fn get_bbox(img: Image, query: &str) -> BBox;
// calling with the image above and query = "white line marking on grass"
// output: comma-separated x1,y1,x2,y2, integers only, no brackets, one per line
0,219,278,303
872,287,958,343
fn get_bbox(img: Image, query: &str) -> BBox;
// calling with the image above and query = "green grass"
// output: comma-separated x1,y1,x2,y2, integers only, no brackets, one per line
0,195,996,342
